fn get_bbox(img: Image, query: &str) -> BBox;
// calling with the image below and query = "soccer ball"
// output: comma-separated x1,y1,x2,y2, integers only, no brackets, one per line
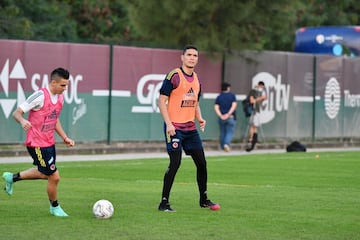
92,199,114,219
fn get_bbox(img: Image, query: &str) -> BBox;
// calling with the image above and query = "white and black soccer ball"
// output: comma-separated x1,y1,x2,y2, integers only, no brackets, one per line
92,199,114,219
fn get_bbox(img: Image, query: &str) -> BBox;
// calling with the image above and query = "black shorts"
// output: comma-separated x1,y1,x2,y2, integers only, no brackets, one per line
27,145,57,176
164,128,203,155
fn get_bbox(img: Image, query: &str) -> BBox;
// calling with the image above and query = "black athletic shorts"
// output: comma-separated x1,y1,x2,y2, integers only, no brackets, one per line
27,145,57,176
164,128,203,155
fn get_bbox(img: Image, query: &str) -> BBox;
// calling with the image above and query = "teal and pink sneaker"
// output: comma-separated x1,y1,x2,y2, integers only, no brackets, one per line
2,172,13,196
50,205,69,217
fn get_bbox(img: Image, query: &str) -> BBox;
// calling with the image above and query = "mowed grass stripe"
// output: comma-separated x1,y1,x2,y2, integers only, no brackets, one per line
0,151,359,240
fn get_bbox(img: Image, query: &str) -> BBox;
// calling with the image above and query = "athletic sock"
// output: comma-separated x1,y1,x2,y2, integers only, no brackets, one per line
50,200,59,207
252,133,258,145
246,133,258,151
200,192,208,203
13,172,21,182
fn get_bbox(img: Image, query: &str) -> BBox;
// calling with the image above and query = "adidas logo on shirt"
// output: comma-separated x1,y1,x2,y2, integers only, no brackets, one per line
186,88,195,97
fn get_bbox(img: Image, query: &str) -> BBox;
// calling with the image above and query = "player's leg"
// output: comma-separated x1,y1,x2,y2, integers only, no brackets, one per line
223,117,236,151
246,114,260,152
2,147,48,195
16,168,48,179
184,130,220,211
247,114,255,145
218,118,226,150
189,149,220,211
188,149,207,200
30,146,68,216
158,128,183,212
47,170,68,217
159,150,181,212
47,170,60,204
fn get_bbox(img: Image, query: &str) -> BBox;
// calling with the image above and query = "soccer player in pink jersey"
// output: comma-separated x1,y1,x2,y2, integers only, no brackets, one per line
2,67,75,217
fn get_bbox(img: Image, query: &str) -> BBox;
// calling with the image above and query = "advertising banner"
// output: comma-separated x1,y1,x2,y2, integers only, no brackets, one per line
1,39,359,144
343,58,360,137
0,40,110,143
286,53,315,138
225,51,294,139
315,56,344,138
225,51,360,140
109,46,222,141
0,40,222,143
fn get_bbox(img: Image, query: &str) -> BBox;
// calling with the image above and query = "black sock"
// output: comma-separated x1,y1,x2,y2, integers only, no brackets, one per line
13,172,21,182
253,133,258,143
50,200,59,207
200,191,208,203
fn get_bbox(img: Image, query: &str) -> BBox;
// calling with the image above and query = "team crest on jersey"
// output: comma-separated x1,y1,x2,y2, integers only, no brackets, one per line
171,138,180,149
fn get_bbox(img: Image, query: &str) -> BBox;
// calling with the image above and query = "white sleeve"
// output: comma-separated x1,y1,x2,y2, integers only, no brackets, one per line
19,90,45,113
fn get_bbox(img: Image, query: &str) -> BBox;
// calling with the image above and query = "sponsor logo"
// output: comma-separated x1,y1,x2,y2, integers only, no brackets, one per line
72,100,87,125
186,87,195,96
0,59,87,124
0,59,26,118
181,100,196,108
324,77,341,119
131,74,165,113
48,156,54,165
252,72,290,124
250,72,360,122
344,90,360,107
316,34,343,45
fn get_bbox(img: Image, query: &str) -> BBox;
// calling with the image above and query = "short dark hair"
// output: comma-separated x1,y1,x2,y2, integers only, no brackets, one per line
51,67,70,81
258,81,265,87
183,44,198,54
221,82,231,91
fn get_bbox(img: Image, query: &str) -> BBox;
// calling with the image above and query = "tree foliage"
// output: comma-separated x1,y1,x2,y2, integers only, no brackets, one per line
125,0,360,53
0,0,77,41
125,0,269,52
1,0,360,54
66,0,131,44
0,0,131,44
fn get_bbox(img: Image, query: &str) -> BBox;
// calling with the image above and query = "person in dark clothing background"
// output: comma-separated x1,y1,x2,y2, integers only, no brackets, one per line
246,81,266,152
214,82,237,152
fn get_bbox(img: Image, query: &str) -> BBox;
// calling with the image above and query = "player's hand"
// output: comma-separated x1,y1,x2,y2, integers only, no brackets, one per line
21,120,32,131
166,123,176,136
64,137,75,147
198,119,206,132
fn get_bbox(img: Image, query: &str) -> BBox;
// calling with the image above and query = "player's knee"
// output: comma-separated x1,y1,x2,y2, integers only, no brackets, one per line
48,171,60,183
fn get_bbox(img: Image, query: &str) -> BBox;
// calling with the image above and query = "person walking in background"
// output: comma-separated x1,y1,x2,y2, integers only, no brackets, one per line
214,82,237,152
246,81,266,152
157,45,220,212
2,67,75,217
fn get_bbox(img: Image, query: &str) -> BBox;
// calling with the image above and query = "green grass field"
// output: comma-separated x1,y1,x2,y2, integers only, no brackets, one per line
1,151,360,240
